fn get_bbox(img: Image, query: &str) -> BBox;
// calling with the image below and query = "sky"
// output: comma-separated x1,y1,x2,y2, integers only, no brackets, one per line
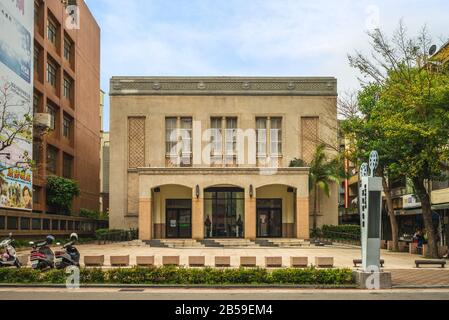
84,0,449,131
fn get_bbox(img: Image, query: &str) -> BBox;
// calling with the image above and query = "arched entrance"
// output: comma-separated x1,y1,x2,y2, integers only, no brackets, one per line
153,184,192,239
204,185,245,238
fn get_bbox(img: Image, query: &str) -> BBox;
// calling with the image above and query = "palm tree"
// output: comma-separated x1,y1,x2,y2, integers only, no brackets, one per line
290,144,344,232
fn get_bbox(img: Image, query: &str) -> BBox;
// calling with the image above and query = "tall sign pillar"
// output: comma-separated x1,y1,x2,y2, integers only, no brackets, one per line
354,151,392,289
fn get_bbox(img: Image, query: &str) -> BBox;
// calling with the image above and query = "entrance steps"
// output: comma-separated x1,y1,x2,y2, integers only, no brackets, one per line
256,239,310,247
145,239,204,248
201,239,258,248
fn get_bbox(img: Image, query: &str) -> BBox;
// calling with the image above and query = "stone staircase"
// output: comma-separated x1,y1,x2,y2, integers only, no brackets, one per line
146,239,204,248
201,239,258,248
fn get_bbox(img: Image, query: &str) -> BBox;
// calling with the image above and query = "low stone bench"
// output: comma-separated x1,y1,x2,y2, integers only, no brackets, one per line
162,256,180,266
290,257,308,268
315,257,334,268
265,257,282,268
240,256,257,267
189,256,205,267
136,256,155,267
353,259,385,268
415,259,446,268
110,255,130,266
215,256,231,267
18,254,29,266
84,255,104,267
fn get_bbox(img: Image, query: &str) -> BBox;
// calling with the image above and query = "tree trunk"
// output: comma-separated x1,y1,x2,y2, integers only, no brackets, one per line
313,185,318,232
413,178,439,258
382,177,399,251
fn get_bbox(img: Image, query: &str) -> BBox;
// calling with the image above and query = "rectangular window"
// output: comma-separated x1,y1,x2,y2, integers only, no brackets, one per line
52,220,59,231
63,77,72,99
270,117,282,156
34,1,40,25
46,61,57,87
63,153,73,179
165,117,177,157
63,115,71,139
47,18,57,44
33,94,40,114
46,145,58,175
211,117,222,157
32,218,42,231
7,217,18,230
43,219,50,230
64,38,72,61
21,218,31,230
225,118,237,156
46,104,56,130
0,216,5,230
256,118,267,157
34,47,40,74
180,117,192,165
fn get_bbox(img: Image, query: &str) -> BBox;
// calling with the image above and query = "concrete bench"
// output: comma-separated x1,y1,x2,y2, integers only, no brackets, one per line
18,254,29,266
84,255,104,267
415,260,446,268
162,256,180,266
240,256,257,267
353,259,385,268
265,257,282,268
136,256,155,267
290,257,308,268
110,255,130,266
215,256,231,267
189,256,205,267
315,257,334,268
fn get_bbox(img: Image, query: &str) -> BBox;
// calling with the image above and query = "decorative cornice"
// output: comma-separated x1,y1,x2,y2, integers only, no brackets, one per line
130,167,310,175
110,77,337,96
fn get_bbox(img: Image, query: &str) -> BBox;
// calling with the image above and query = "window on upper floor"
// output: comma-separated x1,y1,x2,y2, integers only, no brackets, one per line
165,117,193,167
63,153,73,179
64,37,72,62
210,117,238,165
46,104,57,131
256,117,283,158
63,115,72,139
47,18,57,45
63,77,72,100
46,145,58,175
46,60,57,87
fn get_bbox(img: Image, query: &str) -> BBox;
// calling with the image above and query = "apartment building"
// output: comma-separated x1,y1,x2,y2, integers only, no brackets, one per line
0,0,102,237
109,77,339,241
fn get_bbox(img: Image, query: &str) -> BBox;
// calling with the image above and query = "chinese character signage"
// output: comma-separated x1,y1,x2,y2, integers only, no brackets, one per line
0,0,33,211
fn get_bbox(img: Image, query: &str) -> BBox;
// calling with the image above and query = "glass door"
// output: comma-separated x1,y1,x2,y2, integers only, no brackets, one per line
257,199,282,238
166,200,192,238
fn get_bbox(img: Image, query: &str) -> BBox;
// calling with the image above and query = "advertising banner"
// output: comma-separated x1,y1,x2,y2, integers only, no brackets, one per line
0,0,33,211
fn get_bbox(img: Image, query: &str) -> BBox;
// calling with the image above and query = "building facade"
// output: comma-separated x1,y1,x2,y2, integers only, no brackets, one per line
32,0,101,214
110,77,339,241
0,0,101,237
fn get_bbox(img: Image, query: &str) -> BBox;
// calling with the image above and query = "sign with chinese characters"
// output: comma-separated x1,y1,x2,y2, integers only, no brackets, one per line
359,151,383,271
0,0,33,211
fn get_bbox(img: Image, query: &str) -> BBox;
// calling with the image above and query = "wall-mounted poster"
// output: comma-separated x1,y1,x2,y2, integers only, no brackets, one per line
0,0,33,211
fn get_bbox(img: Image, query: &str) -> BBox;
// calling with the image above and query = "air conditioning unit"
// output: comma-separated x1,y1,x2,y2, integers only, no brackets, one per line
34,113,51,129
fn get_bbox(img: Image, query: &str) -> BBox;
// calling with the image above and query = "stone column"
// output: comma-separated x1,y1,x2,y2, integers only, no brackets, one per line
245,189,256,240
139,198,152,240
192,196,204,240
296,196,310,239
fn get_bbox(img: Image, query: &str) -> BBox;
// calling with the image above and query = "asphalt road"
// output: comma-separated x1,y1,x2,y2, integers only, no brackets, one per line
1,288,449,300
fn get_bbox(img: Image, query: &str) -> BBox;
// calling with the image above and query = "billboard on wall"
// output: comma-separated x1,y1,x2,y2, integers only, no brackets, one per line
0,0,33,211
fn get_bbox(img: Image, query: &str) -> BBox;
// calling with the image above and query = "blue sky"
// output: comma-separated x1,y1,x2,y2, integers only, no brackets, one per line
85,0,448,131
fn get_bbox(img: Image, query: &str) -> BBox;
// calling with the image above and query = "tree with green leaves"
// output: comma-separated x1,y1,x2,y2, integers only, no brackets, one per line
290,144,344,232
341,84,402,251
46,176,80,215
347,22,449,258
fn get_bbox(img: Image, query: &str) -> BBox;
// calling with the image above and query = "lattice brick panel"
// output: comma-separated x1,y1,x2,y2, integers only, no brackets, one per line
128,117,145,168
301,117,319,164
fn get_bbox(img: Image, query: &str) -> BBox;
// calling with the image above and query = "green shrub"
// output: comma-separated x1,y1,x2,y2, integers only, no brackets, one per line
80,209,108,221
316,225,361,242
0,267,354,286
46,176,80,214
95,229,138,242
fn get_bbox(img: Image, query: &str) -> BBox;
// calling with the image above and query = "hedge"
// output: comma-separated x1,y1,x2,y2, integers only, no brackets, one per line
0,267,354,285
315,225,361,242
95,229,138,242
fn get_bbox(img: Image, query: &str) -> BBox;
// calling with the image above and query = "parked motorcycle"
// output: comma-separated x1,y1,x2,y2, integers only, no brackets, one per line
30,235,56,271
55,233,80,269
0,233,21,268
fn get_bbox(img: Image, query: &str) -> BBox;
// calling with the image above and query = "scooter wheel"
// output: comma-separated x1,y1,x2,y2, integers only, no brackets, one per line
14,261,21,269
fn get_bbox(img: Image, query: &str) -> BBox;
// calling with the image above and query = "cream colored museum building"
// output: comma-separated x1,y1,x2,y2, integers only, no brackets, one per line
109,77,338,241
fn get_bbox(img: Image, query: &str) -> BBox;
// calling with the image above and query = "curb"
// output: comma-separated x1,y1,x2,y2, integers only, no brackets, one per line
0,284,359,289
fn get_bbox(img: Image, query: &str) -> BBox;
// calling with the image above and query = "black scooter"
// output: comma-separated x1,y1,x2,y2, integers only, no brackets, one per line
55,233,80,269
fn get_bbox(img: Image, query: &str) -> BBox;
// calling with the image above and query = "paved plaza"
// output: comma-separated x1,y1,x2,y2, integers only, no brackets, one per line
17,243,449,287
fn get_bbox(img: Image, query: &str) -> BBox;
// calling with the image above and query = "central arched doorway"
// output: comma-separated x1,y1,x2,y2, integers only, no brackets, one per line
204,186,245,238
